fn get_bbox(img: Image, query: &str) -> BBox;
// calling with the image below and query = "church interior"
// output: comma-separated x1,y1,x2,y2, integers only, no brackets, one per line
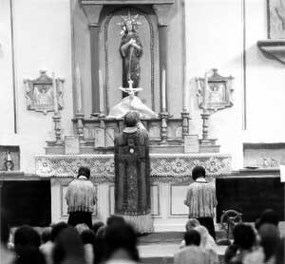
0,0,285,263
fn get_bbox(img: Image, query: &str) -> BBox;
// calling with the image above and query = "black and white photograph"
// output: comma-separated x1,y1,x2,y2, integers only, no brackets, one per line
0,0,284,263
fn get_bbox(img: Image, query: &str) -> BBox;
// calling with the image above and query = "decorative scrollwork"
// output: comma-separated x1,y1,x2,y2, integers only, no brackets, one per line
35,153,231,183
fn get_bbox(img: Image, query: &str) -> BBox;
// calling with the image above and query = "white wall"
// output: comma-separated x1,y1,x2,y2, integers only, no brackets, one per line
0,0,14,135
185,0,285,169
185,0,244,169
1,0,285,173
0,0,73,173
245,0,285,142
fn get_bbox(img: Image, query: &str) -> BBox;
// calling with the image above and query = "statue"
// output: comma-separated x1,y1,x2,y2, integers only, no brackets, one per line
119,12,143,91
107,79,158,119
114,111,154,234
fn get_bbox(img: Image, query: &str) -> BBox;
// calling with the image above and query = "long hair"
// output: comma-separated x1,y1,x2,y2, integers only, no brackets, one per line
103,223,139,262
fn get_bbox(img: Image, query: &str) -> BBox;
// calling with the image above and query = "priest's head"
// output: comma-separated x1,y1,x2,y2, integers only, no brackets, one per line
124,111,140,127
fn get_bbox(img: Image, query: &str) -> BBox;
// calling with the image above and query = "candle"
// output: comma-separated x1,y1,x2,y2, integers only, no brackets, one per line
99,70,104,113
76,65,82,113
183,81,188,111
203,71,208,109
52,72,59,113
161,69,166,112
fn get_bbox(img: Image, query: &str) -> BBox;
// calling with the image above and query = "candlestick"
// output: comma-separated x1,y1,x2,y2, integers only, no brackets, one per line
76,65,82,113
161,69,166,112
52,72,58,113
99,70,104,113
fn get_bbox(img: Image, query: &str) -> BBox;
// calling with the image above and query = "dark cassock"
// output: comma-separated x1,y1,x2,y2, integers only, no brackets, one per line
114,111,154,234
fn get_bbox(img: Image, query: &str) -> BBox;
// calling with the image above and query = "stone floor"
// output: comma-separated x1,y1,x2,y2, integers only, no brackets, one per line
137,222,285,264
138,242,226,264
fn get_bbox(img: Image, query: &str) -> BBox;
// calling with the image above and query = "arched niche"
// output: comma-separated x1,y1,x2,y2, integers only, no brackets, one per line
99,6,160,114
78,0,175,117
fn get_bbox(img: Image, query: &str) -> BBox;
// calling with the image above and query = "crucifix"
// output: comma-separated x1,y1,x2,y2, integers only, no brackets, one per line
118,79,143,97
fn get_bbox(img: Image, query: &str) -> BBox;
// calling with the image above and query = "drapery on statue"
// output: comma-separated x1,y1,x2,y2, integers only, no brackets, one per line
107,79,158,119
119,12,143,92
114,111,154,234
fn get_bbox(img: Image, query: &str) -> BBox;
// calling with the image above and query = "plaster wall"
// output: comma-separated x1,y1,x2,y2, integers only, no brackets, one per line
244,0,285,143
1,0,285,173
0,0,73,173
0,0,14,135
185,0,285,170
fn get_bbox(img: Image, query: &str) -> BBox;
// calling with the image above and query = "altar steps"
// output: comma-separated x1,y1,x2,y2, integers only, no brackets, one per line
138,231,227,264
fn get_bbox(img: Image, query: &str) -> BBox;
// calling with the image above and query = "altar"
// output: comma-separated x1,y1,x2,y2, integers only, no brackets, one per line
36,153,231,231
33,0,233,231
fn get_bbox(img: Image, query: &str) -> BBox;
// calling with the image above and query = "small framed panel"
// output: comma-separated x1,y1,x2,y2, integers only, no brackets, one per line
0,146,20,171
65,136,80,154
109,185,115,215
151,185,160,217
197,69,234,112
24,70,64,115
267,0,285,39
170,184,188,217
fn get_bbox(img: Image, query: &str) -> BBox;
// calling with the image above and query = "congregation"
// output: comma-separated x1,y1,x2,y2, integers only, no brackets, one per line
0,207,284,264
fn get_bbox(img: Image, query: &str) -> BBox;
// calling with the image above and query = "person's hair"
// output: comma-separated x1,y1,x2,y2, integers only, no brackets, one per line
191,166,206,181
124,111,139,127
81,229,95,245
14,225,46,264
103,222,139,261
75,223,89,235
259,224,280,262
185,218,200,232
184,230,201,246
106,215,126,226
41,226,52,244
50,221,69,242
77,166,91,179
53,226,85,264
94,225,106,264
14,225,41,249
92,221,104,236
232,223,256,250
255,209,279,230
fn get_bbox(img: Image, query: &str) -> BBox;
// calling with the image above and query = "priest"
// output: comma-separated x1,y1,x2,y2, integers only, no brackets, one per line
114,111,154,234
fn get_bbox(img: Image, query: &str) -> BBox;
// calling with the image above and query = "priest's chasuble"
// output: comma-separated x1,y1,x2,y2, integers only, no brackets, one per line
114,126,153,234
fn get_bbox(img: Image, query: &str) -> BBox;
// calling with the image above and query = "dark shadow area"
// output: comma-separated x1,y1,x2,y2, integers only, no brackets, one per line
216,177,284,222
1,180,51,226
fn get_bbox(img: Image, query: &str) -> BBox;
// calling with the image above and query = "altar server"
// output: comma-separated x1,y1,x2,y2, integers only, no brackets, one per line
65,166,97,228
184,165,217,240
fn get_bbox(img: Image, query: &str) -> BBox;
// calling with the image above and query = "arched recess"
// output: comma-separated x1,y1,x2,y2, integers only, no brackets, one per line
99,6,159,114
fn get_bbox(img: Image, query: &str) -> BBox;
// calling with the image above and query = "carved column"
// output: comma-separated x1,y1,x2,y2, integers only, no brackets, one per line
81,4,103,117
153,4,172,143
90,24,100,115
153,4,171,113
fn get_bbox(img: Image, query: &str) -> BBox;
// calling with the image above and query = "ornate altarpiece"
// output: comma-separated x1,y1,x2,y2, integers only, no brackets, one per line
35,0,232,226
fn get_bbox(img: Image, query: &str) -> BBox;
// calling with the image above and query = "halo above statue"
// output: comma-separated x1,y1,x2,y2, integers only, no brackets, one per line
117,10,142,35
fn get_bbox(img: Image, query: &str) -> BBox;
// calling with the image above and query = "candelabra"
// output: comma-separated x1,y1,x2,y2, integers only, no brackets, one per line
200,109,210,143
75,112,85,143
52,111,63,145
159,112,169,144
181,110,190,138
